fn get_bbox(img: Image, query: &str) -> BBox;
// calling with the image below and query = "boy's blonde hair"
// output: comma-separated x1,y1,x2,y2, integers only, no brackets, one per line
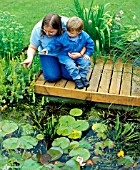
66,16,84,32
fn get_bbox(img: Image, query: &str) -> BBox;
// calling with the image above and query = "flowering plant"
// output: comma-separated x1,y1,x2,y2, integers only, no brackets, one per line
73,0,140,61
74,0,112,57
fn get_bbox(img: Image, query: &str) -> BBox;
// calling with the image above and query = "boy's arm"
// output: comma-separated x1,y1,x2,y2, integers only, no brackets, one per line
68,47,86,59
42,37,62,54
84,33,94,57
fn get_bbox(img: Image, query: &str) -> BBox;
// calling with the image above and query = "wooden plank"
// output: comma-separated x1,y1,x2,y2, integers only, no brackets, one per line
120,62,132,96
109,59,123,94
87,58,104,92
34,83,140,106
34,57,140,106
98,59,113,93
34,84,92,100
37,73,45,81
65,80,75,89
55,78,67,88
91,92,140,106
131,67,140,96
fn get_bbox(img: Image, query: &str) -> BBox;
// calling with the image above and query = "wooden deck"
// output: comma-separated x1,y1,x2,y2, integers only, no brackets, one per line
34,57,140,106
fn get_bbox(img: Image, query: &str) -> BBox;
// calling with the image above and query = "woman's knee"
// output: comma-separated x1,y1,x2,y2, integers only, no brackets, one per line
40,55,61,82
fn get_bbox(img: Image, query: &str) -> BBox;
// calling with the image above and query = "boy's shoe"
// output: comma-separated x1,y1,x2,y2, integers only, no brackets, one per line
75,79,84,89
81,78,90,87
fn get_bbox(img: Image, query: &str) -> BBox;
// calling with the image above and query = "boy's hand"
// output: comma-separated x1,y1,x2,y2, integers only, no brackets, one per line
42,49,48,54
68,52,81,59
84,54,90,60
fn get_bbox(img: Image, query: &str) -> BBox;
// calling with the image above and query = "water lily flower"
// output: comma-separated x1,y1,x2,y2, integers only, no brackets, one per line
117,150,124,157
119,10,124,15
76,156,86,166
88,20,92,24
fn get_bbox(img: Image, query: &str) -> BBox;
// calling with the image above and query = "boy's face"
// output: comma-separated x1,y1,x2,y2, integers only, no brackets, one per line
67,30,81,38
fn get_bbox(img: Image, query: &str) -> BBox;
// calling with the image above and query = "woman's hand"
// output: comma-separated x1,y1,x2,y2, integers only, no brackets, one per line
68,52,81,59
21,44,37,69
21,58,33,69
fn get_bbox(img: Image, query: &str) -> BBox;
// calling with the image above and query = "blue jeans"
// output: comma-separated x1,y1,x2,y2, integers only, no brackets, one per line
58,55,91,80
40,55,71,82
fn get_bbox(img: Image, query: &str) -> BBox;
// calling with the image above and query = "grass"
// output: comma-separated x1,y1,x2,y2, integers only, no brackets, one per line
1,0,140,45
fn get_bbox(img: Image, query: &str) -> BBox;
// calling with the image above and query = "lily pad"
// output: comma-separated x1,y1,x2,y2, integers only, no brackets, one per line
69,148,90,161
2,122,18,135
59,116,75,126
97,132,106,139
103,139,114,149
69,141,79,149
18,136,38,149
92,123,107,133
72,120,89,131
68,130,82,139
118,156,134,168
69,108,82,116
52,137,70,149
36,134,44,140
3,137,19,149
47,146,63,161
64,159,80,170
57,126,73,136
94,148,103,156
21,158,41,170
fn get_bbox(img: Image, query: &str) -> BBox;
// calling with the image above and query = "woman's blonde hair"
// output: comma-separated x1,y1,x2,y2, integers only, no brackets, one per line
66,16,84,32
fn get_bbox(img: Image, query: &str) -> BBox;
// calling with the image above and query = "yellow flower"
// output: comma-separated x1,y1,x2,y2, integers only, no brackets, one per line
93,5,99,12
107,18,112,26
117,150,124,157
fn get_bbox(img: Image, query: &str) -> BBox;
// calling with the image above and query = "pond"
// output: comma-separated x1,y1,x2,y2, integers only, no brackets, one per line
0,100,140,170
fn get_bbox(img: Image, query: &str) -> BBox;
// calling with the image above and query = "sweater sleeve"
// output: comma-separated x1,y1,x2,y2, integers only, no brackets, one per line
84,32,94,57
45,36,62,52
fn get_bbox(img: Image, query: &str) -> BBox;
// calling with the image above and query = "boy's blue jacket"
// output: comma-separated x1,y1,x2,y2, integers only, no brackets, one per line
46,30,94,58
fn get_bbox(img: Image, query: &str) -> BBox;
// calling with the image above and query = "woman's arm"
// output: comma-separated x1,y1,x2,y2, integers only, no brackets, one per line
21,44,38,68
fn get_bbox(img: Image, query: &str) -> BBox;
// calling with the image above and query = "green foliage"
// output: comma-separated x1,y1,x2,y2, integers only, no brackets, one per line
73,0,112,57
73,0,140,62
108,114,139,144
118,156,134,168
0,11,24,58
0,54,39,110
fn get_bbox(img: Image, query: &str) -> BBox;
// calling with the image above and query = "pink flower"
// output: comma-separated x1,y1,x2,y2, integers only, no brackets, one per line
76,156,86,166
115,17,121,21
119,10,124,15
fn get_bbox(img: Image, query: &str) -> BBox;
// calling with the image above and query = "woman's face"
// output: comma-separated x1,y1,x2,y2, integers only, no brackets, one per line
43,26,58,37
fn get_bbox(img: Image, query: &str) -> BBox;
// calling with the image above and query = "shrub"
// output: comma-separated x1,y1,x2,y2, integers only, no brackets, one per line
0,54,40,110
0,11,25,58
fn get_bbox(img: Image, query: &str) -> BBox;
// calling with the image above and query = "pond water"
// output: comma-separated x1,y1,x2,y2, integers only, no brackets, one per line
0,101,140,169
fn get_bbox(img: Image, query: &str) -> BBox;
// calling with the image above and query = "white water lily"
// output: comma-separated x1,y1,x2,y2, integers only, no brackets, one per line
76,156,86,166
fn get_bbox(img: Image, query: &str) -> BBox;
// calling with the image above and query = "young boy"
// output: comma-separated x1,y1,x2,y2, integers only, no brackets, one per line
42,16,94,89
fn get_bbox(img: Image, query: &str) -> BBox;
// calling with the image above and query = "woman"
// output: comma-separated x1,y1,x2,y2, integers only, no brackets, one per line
21,13,84,82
